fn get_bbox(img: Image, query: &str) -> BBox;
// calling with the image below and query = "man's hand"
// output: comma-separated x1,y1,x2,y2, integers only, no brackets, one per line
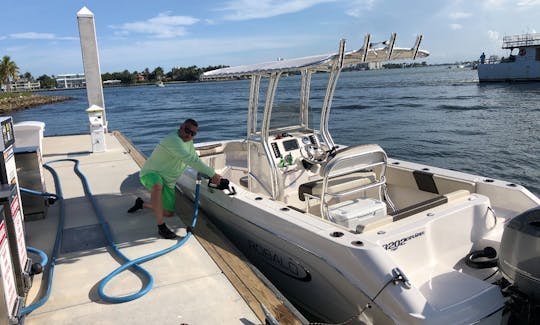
210,173,222,185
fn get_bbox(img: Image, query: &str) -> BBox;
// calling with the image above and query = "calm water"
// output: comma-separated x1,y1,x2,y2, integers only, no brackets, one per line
6,66,539,196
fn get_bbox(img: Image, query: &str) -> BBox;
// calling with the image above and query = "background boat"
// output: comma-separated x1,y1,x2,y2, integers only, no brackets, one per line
478,33,540,82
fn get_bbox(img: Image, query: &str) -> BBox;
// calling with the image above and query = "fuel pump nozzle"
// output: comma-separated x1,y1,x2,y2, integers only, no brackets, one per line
207,177,236,195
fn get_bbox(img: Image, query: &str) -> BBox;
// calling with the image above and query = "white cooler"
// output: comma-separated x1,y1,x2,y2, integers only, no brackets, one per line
328,198,387,232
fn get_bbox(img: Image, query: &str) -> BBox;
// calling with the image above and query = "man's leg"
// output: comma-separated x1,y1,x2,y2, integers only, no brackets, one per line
136,173,177,239
156,184,177,239
150,183,165,225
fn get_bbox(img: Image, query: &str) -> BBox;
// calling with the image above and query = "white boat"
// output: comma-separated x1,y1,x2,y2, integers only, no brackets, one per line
478,33,540,82
156,80,165,87
177,34,540,324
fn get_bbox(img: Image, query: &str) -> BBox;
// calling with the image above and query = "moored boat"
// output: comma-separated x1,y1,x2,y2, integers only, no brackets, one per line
177,33,540,324
478,33,540,82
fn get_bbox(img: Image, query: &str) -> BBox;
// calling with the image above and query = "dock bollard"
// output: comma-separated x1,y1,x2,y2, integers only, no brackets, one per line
86,104,106,152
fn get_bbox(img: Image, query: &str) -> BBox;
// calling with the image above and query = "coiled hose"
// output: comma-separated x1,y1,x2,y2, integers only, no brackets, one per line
20,158,201,315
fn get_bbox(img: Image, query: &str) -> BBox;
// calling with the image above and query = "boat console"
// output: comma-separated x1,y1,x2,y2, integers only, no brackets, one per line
268,132,322,171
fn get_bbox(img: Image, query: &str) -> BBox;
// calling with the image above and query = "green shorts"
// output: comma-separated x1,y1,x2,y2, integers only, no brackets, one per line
140,173,175,212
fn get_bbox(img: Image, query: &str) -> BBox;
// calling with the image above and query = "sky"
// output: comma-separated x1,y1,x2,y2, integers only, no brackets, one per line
1,0,540,77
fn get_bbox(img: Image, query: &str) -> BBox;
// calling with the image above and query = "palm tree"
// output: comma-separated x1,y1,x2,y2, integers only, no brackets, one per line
0,56,20,92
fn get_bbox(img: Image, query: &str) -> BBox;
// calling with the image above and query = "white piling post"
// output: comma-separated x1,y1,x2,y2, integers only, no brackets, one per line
77,7,108,133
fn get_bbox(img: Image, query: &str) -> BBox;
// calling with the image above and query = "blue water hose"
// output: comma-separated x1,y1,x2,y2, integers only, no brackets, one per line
19,188,56,272
20,163,65,316
98,175,201,303
20,158,201,315
25,246,48,269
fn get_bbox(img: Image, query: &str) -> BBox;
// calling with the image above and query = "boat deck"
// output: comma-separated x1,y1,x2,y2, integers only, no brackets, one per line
21,132,300,324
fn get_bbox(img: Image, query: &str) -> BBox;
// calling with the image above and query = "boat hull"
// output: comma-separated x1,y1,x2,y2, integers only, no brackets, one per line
181,183,389,323
478,62,540,82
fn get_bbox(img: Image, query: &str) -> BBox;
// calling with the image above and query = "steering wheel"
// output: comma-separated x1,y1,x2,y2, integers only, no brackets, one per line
300,143,329,164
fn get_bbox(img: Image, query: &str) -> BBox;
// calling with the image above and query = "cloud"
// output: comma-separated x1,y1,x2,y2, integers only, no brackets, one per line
219,0,336,20
111,12,200,39
345,0,377,17
517,0,540,6
484,0,507,7
10,32,55,40
482,0,540,9
487,30,500,41
450,24,462,30
449,11,471,19
7,32,77,41
97,34,321,72
9,32,55,39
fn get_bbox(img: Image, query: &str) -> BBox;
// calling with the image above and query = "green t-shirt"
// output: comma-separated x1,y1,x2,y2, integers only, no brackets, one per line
140,130,215,188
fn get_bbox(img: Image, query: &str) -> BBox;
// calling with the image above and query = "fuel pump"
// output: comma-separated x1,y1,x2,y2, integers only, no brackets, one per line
0,117,33,298
0,205,22,324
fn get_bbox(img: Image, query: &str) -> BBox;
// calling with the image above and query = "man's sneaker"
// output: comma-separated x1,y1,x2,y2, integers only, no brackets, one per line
128,197,144,213
158,223,177,239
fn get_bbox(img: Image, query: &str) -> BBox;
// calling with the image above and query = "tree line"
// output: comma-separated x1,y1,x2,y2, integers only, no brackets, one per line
0,55,228,91
101,65,228,85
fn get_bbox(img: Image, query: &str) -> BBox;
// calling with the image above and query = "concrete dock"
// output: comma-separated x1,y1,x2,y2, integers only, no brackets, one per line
21,132,303,324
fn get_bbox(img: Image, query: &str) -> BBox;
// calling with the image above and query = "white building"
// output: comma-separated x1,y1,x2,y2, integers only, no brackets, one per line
368,62,383,70
56,73,86,88
10,80,41,91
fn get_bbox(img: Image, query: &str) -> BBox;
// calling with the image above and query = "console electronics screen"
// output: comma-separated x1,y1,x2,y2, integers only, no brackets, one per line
282,139,299,151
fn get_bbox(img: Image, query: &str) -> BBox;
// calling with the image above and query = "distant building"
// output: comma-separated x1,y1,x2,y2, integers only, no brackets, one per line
368,62,383,70
9,79,41,91
56,74,86,88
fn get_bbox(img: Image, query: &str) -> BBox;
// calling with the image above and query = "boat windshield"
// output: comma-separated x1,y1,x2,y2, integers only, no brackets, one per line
264,74,319,133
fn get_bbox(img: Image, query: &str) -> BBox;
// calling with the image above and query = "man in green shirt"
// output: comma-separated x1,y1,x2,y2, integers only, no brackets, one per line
128,118,221,239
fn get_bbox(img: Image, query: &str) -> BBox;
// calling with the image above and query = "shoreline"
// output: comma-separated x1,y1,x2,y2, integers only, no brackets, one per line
0,94,74,113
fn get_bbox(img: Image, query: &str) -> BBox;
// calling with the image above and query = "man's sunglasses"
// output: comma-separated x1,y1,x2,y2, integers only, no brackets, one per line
184,126,197,136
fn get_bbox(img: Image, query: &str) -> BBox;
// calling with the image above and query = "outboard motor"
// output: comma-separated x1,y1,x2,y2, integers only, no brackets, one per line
499,206,540,322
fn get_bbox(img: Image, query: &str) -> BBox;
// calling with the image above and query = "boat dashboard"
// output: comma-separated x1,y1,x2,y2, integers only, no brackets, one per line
268,132,323,171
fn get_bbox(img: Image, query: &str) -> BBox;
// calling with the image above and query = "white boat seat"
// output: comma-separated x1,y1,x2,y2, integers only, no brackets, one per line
390,189,471,220
298,171,376,201
390,196,447,220
353,190,472,233
298,143,394,220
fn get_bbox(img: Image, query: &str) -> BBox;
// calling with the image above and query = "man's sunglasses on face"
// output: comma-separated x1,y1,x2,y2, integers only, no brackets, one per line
183,126,197,136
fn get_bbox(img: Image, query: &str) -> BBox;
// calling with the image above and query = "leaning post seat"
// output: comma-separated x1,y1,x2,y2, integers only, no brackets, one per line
299,144,393,220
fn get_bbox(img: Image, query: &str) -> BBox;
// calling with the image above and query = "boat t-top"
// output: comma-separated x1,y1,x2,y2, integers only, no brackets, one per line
177,33,540,324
